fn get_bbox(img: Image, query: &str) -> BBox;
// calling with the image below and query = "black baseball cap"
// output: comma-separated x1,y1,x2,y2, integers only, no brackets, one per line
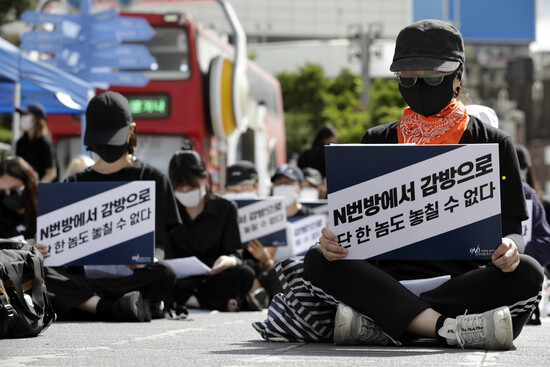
271,164,304,183
16,103,47,120
84,91,132,146
226,160,258,187
390,19,465,73
515,145,532,170
302,167,323,187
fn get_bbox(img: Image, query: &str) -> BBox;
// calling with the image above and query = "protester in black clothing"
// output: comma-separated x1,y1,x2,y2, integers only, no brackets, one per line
0,157,38,240
36,91,180,322
15,103,58,182
165,149,255,312
297,124,337,178
303,19,543,350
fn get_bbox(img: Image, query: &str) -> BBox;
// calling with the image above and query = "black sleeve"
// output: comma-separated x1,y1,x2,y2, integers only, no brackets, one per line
498,136,528,253
40,138,56,170
153,172,182,260
360,121,400,144
222,200,244,260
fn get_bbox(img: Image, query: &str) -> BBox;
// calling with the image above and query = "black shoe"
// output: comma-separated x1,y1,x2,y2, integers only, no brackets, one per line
150,301,165,320
111,291,152,322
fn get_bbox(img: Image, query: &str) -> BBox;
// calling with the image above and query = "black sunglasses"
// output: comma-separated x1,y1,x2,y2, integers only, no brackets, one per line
397,72,455,88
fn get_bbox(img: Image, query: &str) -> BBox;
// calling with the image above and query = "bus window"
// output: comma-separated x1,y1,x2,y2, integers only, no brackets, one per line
135,27,191,80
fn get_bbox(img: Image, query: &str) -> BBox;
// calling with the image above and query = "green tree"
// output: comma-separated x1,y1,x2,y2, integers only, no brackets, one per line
0,0,37,26
277,64,405,158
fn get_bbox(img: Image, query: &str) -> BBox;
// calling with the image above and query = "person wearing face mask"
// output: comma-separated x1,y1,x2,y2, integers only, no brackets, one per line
300,167,325,201
271,164,314,218
0,157,38,240
15,103,58,182
223,161,283,309
36,91,181,322
302,19,543,350
164,147,255,312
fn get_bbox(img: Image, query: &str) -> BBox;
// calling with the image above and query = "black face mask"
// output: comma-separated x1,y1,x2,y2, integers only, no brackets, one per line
91,143,129,163
1,188,25,212
399,74,456,117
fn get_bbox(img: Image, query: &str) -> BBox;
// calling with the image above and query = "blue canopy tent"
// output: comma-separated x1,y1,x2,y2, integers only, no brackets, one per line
0,37,94,150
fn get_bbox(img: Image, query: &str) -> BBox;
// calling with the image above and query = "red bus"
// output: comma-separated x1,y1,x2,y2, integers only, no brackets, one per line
51,10,286,195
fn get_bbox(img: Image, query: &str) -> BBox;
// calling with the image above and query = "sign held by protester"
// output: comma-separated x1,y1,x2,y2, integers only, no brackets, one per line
37,181,155,266
233,197,287,247
325,144,501,260
274,215,326,261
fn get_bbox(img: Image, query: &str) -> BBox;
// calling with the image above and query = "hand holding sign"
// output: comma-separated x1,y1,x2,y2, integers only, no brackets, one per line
491,238,520,273
318,227,347,261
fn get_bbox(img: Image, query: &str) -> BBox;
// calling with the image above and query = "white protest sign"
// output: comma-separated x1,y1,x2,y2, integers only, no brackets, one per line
326,144,501,260
274,214,326,261
38,181,155,266
235,197,286,244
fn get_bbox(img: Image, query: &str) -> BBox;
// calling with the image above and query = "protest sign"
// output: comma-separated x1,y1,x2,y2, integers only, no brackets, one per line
274,214,326,261
233,197,287,247
325,144,501,260
37,181,155,266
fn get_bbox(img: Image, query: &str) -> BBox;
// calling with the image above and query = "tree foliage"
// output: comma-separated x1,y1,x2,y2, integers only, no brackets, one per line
277,63,405,158
0,0,37,26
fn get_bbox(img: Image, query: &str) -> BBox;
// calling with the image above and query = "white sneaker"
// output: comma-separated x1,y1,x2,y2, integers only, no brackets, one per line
452,306,513,350
333,303,389,346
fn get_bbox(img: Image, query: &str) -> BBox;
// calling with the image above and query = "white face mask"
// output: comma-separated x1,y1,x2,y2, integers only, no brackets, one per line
223,192,258,200
175,185,207,208
273,184,299,207
299,187,319,201
20,115,33,131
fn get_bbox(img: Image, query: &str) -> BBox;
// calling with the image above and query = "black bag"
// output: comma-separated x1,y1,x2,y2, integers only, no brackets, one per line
0,239,55,338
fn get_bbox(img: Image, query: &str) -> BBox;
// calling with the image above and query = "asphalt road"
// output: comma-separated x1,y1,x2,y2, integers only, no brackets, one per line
1,310,549,367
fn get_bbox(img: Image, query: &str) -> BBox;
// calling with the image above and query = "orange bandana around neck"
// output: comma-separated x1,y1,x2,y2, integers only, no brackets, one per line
397,99,469,145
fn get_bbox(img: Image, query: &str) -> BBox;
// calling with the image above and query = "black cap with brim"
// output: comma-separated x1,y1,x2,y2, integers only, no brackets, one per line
16,103,47,120
84,125,130,146
226,160,258,187
390,19,464,73
84,91,132,146
390,57,461,73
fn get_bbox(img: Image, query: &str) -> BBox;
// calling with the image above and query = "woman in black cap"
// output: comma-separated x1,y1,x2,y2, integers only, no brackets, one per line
35,91,181,322
164,145,255,312
15,103,58,182
303,19,543,350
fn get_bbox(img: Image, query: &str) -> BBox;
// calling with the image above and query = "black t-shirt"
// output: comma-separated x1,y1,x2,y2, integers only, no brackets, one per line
165,195,243,267
298,147,327,177
359,116,528,279
65,159,181,259
16,133,58,181
0,209,35,240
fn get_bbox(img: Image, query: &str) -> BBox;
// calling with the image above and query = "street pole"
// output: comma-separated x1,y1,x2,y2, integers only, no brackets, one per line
360,29,371,107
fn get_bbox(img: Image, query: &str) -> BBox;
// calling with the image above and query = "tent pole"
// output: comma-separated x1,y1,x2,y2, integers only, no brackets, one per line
12,82,21,154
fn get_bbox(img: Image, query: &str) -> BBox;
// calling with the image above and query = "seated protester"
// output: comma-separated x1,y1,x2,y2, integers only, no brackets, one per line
165,149,255,312
0,157,38,240
225,161,281,308
304,19,543,350
37,91,181,322
224,160,260,200
272,164,314,218
300,167,325,201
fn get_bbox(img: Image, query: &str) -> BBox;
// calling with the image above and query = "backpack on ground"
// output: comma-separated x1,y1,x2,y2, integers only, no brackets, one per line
0,239,55,338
